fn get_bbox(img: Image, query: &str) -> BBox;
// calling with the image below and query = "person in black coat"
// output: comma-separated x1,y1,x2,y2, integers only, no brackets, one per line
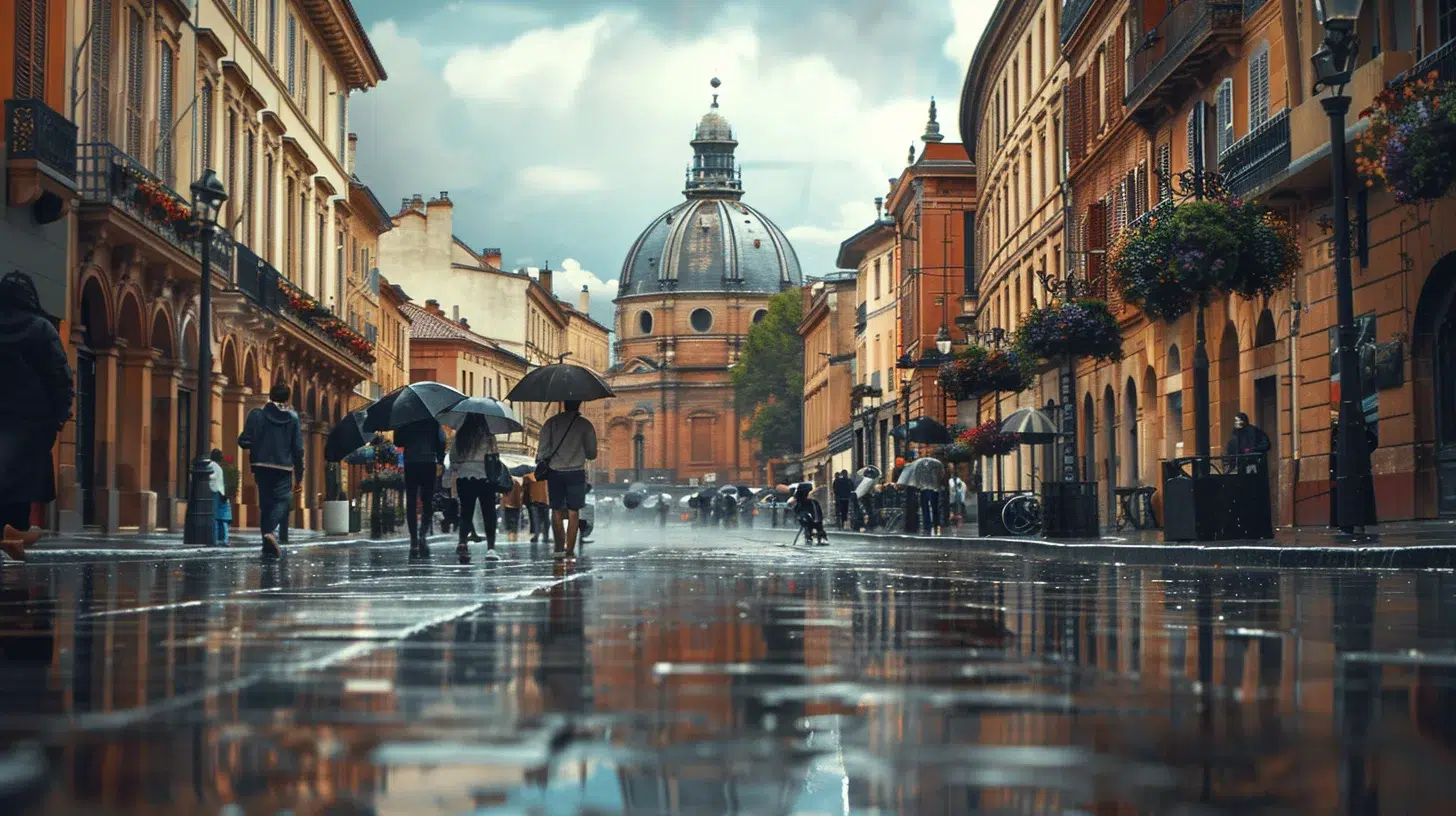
393,418,445,554
1224,412,1272,471
0,272,73,561
832,470,854,529
1329,409,1379,529
238,384,305,556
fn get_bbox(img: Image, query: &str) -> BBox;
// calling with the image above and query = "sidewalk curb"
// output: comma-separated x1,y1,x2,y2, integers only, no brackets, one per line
831,530,1456,569
16,532,446,562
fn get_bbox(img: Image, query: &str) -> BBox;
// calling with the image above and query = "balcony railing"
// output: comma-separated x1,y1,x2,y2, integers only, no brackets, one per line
1400,36,1456,84
235,244,372,367
76,142,234,274
1126,0,1243,118
1243,0,1271,16
5,98,78,183
1061,0,1096,43
1218,107,1291,198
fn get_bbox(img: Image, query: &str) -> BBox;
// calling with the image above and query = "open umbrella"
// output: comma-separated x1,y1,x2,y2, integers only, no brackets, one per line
506,363,615,403
363,382,467,431
890,416,953,445
854,465,882,498
325,410,369,462
438,397,524,435
624,482,649,509
1001,407,1058,443
897,457,945,490
508,463,535,477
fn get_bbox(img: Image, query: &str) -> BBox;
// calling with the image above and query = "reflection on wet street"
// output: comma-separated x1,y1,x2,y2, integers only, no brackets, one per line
3,526,1456,814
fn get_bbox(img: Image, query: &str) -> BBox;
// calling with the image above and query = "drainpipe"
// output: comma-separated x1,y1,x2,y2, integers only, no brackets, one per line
1287,293,1304,526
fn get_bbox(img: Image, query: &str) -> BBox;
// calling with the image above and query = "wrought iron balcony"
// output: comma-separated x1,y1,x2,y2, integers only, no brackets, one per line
76,142,234,274
1218,107,1291,198
5,98,78,183
1061,0,1096,44
1400,36,1456,84
234,244,373,367
1125,0,1243,125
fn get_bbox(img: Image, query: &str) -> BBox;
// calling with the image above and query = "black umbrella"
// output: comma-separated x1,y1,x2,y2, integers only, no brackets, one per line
624,482,649,509
324,411,369,462
508,463,535,477
438,397,524,435
363,382,467,431
890,416,953,444
505,363,615,402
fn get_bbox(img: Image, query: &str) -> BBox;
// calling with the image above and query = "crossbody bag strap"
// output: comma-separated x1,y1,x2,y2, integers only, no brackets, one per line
544,415,578,461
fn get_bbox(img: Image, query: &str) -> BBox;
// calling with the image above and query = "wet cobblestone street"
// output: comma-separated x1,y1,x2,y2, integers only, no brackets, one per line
3,523,1456,814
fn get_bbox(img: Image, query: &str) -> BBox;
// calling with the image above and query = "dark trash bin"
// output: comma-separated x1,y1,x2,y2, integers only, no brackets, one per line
976,491,1023,537
1161,454,1272,542
1041,481,1099,538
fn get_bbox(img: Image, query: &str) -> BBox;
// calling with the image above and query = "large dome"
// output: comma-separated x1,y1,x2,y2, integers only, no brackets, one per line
616,78,803,299
618,198,802,297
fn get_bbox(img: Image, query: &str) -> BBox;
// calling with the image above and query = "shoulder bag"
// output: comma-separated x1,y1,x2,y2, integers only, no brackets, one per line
534,416,579,481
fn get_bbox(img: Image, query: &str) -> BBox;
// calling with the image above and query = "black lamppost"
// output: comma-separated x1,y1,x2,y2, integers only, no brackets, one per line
181,169,228,546
1313,0,1373,533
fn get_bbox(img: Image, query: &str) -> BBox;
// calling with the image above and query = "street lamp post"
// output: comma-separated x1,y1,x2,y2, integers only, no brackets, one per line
1313,0,1373,533
181,169,228,546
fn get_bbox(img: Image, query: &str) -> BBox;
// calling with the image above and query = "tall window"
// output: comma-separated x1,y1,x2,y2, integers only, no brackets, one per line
225,110,238,227
1248,47,1271,129
335,228,345,312
199,81,214,168
265,154,276,262
286,13,296,95
267,0,277,65
319,62,327,126
284,177,295,278
316,211,326,297
337,93,347,158
873,258,881,299
157,43,175,185
690,417,713,462
301,40,310,108
244,131,256,245
1215,78,1235,156
247,0,256,39
13,0,47,99
88,0,113,141
124,8,146,157
1158,143,1173,201
299,188,309,287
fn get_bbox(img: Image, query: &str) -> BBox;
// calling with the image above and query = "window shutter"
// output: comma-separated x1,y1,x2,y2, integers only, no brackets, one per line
89,0,113,141
1216,79,1234,156
286,14,296,95
1090,57,1102,134
244,130,256,244
1106,33,1125,120
267,0,277,65
1185,109,1198,169
301,41,310,107
14,0,47,100
1087,201,1108,295
1249,49,1270,129
1067,73,1086,165
337,93,347,157
226,110,238,225
1157,143,1172,201
1135,162,1148,217
125,9,146,157
158,43,175,185
200,82,213,168
247,0,257,38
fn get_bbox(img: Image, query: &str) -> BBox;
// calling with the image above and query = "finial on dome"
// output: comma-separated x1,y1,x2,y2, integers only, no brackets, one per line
908,144,916,164
922,96,944,143
710,76,721,108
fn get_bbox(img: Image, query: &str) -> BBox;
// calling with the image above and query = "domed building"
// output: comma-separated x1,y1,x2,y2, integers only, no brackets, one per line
602,80,803,485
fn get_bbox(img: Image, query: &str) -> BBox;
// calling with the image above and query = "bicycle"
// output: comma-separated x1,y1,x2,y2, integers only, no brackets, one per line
1000,472,1044,536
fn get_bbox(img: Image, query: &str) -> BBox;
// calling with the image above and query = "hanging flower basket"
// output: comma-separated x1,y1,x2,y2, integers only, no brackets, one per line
359,465,404,492
933,442,975,463
1013,299,1123,362
937,345,1033,400
957,421,1021,457
1355,72,1456,203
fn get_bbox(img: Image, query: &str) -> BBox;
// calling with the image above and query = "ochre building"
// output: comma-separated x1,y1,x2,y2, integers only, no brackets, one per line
602,81,803,485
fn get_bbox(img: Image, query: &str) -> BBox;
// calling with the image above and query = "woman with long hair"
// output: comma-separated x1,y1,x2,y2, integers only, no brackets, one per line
449,414,502,560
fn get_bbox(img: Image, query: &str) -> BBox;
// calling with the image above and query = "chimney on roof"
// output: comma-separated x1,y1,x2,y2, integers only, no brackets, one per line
539,261,553,296
459,317,470,330
578,284,589,314
481,247,502,269
427,191,451,208
410,193,424,210
347,133,358,174
424,298,441,315
452,305,460,322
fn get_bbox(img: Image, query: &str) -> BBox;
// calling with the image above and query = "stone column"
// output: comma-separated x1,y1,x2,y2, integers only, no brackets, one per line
221,385,251,528
91,346,122,532
150,359,183,530
117,348,158,532
308,418,327,530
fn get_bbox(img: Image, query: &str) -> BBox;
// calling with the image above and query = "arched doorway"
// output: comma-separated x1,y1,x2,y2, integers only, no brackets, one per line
76,278,111,526
148,309,179,514
1103,385,1117,519
1414,253,1456,515
1218,321,1241,448
114,293,148,526
1082,393,1096,484
1123,376,1140,486
1165,344,1184,460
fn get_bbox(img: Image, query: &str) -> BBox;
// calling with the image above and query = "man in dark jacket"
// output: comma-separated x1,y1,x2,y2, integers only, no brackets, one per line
1224,412,1272,473
0,272,73,561
238,384,304,557
832,470,854,529
393,418,445,554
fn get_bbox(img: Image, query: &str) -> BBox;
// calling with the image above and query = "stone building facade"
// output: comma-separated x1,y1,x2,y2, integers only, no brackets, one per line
375,277,411,400
57,0,387,533
837,210,900,476
602,81,804,486
799,272,858,490
956,0,1456,525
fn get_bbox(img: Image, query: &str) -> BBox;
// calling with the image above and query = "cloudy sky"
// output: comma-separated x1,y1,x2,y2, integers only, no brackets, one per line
348,0,995,327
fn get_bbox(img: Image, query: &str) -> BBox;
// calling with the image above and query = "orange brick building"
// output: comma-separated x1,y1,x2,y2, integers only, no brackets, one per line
602,81,803,485
800,272,859,490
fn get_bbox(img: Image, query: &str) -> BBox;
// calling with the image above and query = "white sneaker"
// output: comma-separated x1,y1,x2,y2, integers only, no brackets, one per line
484,549,501,561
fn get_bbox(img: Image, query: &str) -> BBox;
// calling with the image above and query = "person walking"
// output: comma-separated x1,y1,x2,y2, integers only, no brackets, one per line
832,470,854,530
449,414,505,560
208,449,232,546
947,472,968,527
238,384,305,558
394,418,446,555
0,272,73,562
523,471,549,543
499,474,524,542
537,400,597,557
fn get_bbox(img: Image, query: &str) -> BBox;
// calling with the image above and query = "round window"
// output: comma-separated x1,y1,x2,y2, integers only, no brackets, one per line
690,308,714,332
637,310,654,335
752,309,768,324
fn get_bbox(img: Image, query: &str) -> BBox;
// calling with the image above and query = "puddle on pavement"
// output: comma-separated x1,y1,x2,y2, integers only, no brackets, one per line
2,539,1456,813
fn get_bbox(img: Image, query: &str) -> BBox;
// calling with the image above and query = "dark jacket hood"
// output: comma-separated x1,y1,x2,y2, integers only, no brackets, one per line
261,403,297,424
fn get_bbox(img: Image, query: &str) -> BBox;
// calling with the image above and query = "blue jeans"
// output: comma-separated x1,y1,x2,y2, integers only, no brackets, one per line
214,492,231,545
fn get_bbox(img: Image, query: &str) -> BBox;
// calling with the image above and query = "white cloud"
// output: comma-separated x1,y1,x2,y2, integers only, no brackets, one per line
518,165,609,194
786,200,883,249
441,14,622,112
521,259,619,326
943,0,997,74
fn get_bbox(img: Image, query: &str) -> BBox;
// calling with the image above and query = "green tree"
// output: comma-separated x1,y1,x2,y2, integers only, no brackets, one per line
731,289,804,459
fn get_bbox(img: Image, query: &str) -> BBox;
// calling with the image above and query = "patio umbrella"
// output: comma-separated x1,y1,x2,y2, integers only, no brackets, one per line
854,465,882,498
641,493,661,510
363,382,467,431
505,363,615,403
438,396,524,435
1001,407,1059,443
897,457,945,490
324,410,369,462
890,416,953,445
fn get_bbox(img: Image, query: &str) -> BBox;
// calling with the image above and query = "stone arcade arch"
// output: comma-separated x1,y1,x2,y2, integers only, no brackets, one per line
1218,321,1242,450
1413,252,1456,516
74,276,113,527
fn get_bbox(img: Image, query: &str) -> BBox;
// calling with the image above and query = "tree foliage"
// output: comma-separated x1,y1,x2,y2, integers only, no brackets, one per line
731,289,804,459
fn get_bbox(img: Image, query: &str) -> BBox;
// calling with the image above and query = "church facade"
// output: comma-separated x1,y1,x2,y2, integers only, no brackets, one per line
601,80,803,486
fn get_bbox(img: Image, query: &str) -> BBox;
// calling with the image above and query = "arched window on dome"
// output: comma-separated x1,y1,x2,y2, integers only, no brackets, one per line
752,309,768,325
690,308,714,332
638,310,654,335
